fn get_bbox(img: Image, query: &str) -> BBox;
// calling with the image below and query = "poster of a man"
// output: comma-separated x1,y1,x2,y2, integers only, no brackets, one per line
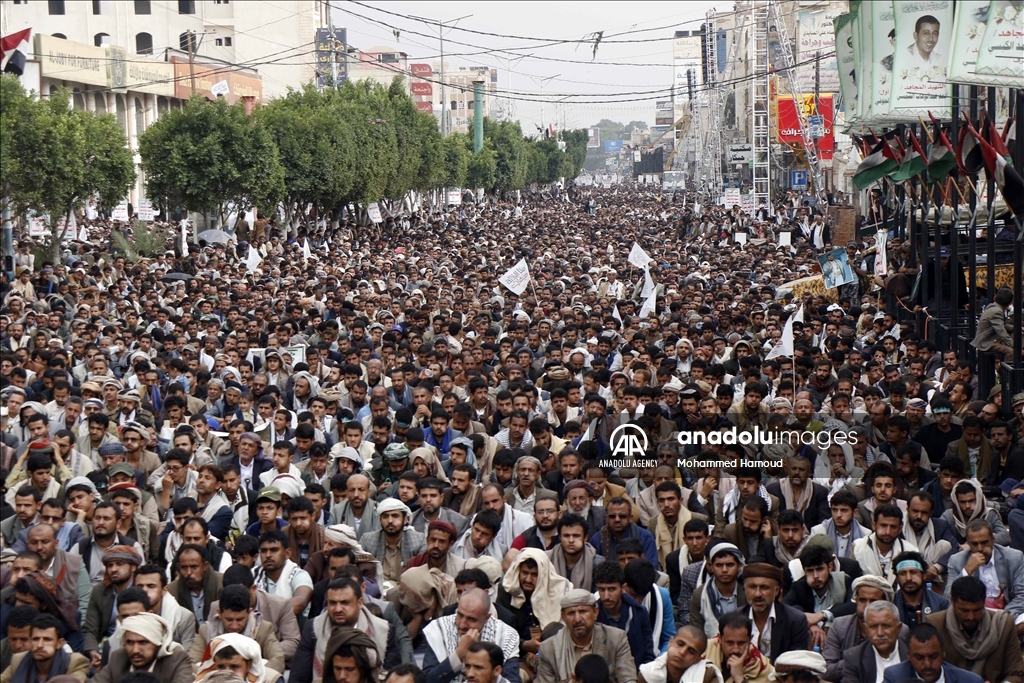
906,15,943,67
818,248,855,289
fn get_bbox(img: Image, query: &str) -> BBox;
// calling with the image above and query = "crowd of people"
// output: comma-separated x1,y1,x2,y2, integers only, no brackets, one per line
0,183,1023,683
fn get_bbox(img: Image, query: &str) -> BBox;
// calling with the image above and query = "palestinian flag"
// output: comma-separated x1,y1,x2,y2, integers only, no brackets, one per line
972,118,1024,217
927,112,957,181
891,131,928,182
854,134,899,189
958,116,986,175
0,28,31,76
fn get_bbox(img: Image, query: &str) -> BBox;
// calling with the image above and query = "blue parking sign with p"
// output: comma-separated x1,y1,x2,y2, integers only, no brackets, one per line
791,171,807,189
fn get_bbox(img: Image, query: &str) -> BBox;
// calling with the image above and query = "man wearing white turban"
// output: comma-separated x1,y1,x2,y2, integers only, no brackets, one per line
194,633,269,683
93,613,193,683
359,498,426,584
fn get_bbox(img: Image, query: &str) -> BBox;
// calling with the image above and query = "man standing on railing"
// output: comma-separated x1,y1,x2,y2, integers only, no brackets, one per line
971,288,1015,363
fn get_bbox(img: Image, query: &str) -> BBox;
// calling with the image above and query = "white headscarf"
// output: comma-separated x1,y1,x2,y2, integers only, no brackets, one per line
377,498,412,518
195,633,268,683
501,548,570,629
120,613,181,658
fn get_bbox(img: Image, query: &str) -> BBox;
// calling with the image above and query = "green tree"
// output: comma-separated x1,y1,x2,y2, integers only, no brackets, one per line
139,95,284,229
466,141,496,190
442,133,469,188
2,80,135,261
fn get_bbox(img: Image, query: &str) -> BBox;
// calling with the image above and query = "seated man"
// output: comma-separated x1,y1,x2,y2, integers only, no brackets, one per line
809,490,869,561
855,463,906,529
700,611,773,683
0,614,90,682
944,518,1024,623
421,587,522,683
821,576,905,683
187,584,287,679
92,612,194,683
927,576,1024,683
737,562,808,664
595,560,656,670
536,589,636,683
782,543,856,650
638,626,721,683
942,480,1011,547
882,623,983,683
892,551,948,629
194,633,270,683
840,600,906,683
689,542,745,638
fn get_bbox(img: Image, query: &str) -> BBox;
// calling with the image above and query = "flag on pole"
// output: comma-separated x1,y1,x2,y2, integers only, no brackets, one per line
302,239,312,262
926,113,957,181
891,131,928,182
498,258,531,295
0,28,32,75
77,225,88,242
766,304,803,360
245,245,262,272
611,303,622,323
971,120,1024,218
853,136,899,189
957,116,985,175
639,287,658,318
640,268,655,298
628,242,653,269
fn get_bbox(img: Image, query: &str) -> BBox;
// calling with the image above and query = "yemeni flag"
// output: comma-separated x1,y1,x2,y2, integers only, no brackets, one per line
957,116,986,176
926,112,957,181
853,133,899,189
0,28,32,76
891,131,928,182
973,117,1024,218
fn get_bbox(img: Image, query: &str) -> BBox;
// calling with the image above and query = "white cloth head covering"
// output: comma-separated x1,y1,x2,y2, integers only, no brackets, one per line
324,524,360,548
269,473,305,500
501,548,569,629
120,613,180,657
377,498,412,518
195,633,268,683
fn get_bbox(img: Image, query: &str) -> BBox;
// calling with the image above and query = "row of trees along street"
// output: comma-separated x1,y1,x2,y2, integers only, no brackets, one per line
1,74,589,259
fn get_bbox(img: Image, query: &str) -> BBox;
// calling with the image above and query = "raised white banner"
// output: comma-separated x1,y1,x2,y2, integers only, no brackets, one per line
499,258,531,296
628,242,653,269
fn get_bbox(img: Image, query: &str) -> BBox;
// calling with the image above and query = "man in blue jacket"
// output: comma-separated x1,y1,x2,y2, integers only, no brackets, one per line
590,496,658,567
595,560,656,670
883,623,982,683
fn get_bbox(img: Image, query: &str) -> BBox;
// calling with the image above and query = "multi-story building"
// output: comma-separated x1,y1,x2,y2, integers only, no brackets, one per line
1,0,324,99
345,45,409,92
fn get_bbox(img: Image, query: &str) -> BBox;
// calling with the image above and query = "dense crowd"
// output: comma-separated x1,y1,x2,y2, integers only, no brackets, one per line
1,184,1023,683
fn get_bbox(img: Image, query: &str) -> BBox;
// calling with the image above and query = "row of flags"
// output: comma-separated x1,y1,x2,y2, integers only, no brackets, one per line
852,112,1023,219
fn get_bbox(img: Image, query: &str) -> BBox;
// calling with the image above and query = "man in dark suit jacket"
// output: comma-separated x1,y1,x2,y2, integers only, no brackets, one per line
737,563,809,664
883,623,983,683
841,601,907,683
782,544,857,627
766,458,830,529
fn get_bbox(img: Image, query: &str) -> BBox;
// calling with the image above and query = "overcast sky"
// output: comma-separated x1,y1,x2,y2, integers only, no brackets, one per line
332,1,722,131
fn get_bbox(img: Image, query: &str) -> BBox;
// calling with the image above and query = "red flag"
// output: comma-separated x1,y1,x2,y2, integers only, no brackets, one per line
0,28,32,75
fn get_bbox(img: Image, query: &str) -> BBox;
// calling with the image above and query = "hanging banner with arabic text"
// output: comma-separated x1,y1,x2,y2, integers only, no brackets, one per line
947,0,1021,86
835,13,858,122
974,0,1024,80
870,1,896,124
888,0,953,121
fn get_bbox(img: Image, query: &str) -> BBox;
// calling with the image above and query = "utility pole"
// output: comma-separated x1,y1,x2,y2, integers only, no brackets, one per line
187,30,197,95
814,50,821,191
431,12,473,136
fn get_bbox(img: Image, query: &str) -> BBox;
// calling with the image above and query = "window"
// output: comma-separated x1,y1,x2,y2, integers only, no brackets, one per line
215,37,232,47
178,0,195,14
136,32,153,55
215,38,222,46
135,98,145,135
157,96,169,118
94,92,107,113
92,0,108,14
48,0,65,14
450,100,457,110
179,32,197,52
94,33,111,47
115,94,127,131
225,37,232,46
214,0,229,3
134,0,151,14
52,33,67,39
13,0,28,4
72,88,85,110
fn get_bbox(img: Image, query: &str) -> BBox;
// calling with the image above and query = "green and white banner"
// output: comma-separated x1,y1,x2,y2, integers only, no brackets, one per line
870,2,896,124
835,13,859,125
889,0,954,120
975,0,1024,79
